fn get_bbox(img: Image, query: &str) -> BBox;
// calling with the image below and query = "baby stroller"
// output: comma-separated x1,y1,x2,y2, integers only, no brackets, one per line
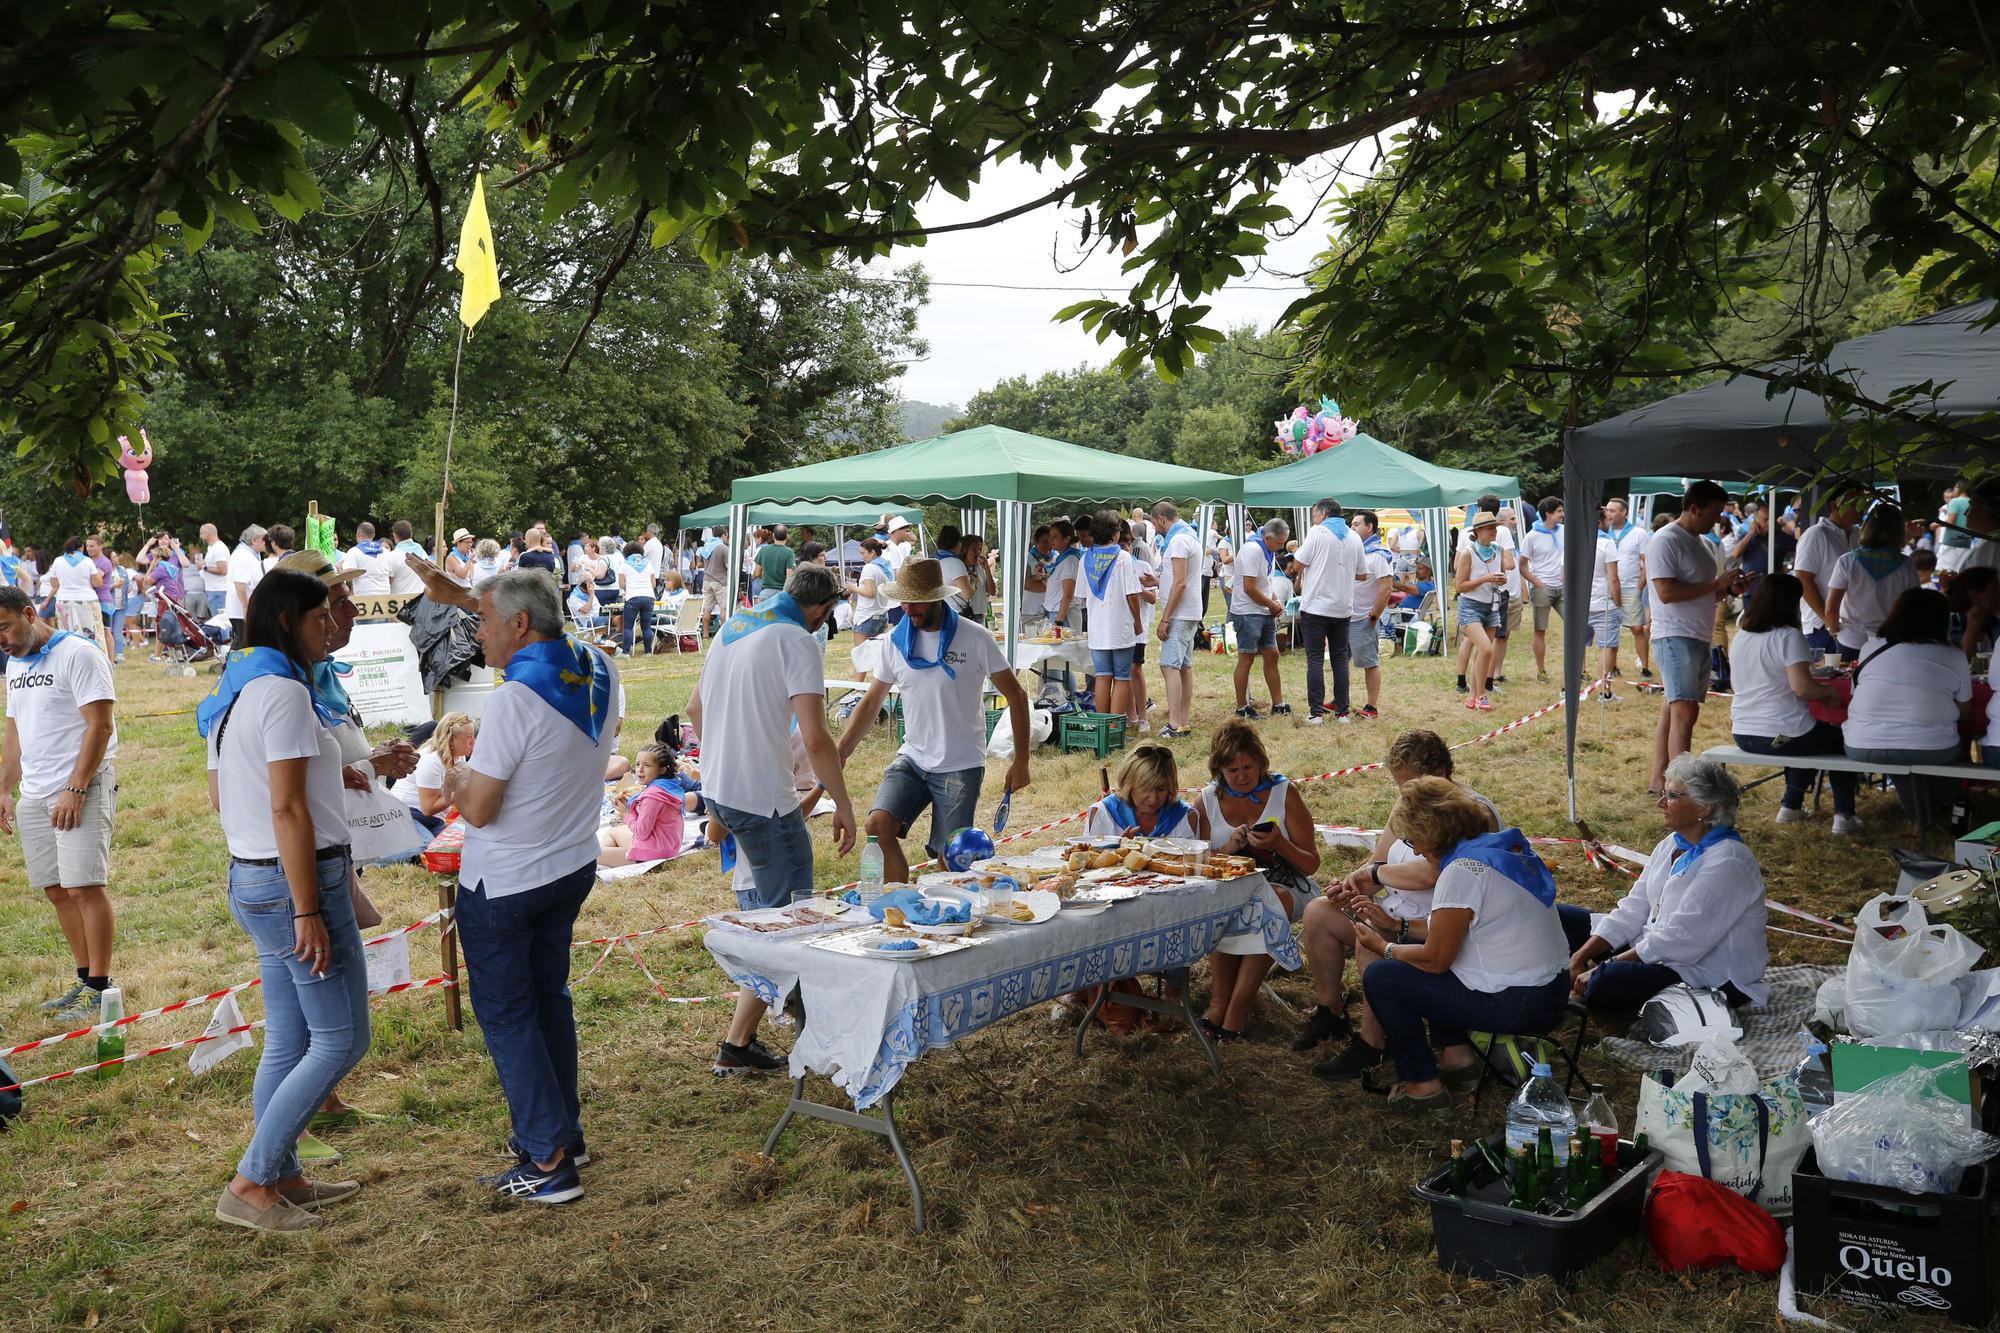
155,591,221,676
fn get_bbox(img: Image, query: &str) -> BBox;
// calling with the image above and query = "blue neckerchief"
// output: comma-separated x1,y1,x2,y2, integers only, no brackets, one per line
1241,533,1270,569
718,591,809,645
1532,519,1560,536
1669,824,1744,876
866,557,893,585
504,635,613,741
12,629,80,669
1156,520,1194,555
1081,545,1122,600
312,658,354,719
1362,534,1385,557
1101,793,1192,835
1320,515,1350,541
1852,547,1906,581
1217,772,1283,800
62,551,87,567
647,776,691,801
356,539,385,557
1608,522,1636,543
0,554,18,582
1047,546,1081,572
891,605,959,678
1471,540,1498,562
625,552,649,573
394,539,425,556
1443,829,1557,906
197,647,343,738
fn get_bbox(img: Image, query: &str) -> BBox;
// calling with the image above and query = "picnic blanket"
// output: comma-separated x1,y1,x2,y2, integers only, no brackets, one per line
1599,964,1840,1080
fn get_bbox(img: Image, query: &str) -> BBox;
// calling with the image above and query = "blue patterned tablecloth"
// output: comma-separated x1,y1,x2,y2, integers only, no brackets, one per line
703,873,1297,1109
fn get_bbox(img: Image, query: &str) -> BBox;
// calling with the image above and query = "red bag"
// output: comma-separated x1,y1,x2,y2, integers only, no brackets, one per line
1645,1170,1786,1275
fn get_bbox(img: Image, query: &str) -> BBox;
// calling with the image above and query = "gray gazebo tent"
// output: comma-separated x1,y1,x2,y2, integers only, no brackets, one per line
1558,300,2000,815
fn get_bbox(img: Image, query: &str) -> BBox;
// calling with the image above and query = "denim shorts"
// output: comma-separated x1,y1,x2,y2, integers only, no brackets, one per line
709,799,815,911
1592,606,1623,648
1159,618,1198,670
1230,612,1275,653
854,615,888,639
1090,645,1134,680
1347,615,1380,669
1653,634,1713,702
1456,595,1501,630
873,754,983,860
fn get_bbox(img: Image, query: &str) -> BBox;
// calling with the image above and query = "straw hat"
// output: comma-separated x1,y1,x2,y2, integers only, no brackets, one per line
273,548,361,587
881,558,952,604
451,527,474,544
1468,511,1501,532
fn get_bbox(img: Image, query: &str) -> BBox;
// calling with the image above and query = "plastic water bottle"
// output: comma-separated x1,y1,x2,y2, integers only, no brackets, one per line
1582,1083,1618,1139
857,835,886,910
1506,1061,1578,1173
95,986,125,1080
1793,1031,1834,1118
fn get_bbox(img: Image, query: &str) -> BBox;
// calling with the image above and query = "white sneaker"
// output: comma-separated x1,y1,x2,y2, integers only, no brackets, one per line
1832,814,1864,837
1775,806,1810,825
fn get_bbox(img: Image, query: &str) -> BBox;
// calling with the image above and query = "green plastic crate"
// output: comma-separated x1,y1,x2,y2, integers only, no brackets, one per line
1057,711,1127,758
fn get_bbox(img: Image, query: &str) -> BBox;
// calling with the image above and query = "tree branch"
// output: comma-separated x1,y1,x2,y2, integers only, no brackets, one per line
559,206,648,374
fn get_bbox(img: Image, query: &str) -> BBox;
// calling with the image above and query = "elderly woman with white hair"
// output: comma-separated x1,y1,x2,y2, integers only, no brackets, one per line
1559,753,1769,1011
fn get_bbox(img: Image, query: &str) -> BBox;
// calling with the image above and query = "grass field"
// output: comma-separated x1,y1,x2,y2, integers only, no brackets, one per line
0,616,1960,1332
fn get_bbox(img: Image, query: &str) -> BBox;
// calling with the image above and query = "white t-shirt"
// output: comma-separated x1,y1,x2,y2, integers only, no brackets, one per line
339,546,395,595
49,553,100,603
385,549,423,596
1982,651,2000,751
934,553,971,612
1727,628,1815,738
1494,524,1521,596
205,675,347,858
1431,859,1569,992
696,618,826,815
5,634,118,799
1040,548,1079,619
1591,533,1620,615
1228,539,1273,617
854,558,893,619
1156,525,1203,622
1395,527,1422,554
223,545,263,620
1081,548,1140,650
1355,544,1394,619
204,540,232,580
1646,523,1720,643
1825,551,1918,651
461,656,623,897
1521,526,1564,588
884,538,913,572
616,557,655,598
1608,523,1649,592
1294,522,1362,618
1965,539,2000,572
642,536,664,576
1844,638,1973,751
1793,517,1851,636
874,616,1010,772
389,749,448,806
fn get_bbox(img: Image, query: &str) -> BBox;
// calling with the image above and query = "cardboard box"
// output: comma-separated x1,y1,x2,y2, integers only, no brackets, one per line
1832,1043,1977,1126
1954,820,2000,873
1793,1148,1992,1325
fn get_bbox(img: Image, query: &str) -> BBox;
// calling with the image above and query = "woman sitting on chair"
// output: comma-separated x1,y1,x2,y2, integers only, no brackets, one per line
1085,742,1205,841
1560,753,1768,1012
1348,778,1568,1113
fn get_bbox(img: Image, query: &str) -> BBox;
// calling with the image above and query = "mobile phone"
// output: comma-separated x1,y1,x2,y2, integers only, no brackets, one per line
1250,818,1278,834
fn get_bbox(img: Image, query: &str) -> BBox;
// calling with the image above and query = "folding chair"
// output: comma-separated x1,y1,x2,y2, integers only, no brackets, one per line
666,597,705,653
1467,999,1595,1111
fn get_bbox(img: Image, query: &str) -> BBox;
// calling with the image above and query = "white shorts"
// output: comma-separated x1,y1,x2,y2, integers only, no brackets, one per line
1938,545,1971,574
18,766,116,890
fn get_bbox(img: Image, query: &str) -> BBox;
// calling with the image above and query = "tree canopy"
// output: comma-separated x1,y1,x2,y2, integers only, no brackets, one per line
3,2,1996,490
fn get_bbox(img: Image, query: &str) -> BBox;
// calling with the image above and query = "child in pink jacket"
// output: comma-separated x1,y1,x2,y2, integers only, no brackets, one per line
597,743,693,865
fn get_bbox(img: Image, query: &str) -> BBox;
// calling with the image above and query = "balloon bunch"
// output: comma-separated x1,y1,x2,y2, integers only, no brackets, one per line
1272,397,1359,458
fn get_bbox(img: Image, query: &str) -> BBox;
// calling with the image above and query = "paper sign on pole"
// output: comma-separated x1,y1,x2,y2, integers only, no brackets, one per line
189,993,254,1076
333,620,429,725
365,931,413,995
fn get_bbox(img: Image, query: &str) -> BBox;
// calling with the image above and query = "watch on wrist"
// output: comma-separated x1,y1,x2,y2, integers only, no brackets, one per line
1384,942,1397,962
1397,919,1411,943
1366,861,1383,887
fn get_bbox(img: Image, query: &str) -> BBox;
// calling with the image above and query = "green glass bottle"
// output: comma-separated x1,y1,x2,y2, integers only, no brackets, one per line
1507,1144,1536,1210
1566,1137,1590,1210
1534,1127,1557,1213
1447,1138,1469,1197
94,986,125,1080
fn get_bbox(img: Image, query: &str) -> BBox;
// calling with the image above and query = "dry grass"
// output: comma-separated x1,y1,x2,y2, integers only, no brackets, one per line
0,619,1962,1332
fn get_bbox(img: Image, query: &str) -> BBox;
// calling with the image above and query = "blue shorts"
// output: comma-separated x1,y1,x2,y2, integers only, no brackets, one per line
1090,645,1135,680
1653,635,1713,702
1230,612,1276,653
854,615,888,639
873,754,984,860
1592,606,1623,648
1160,619,1198,670
1456,596,1501,630
1348,615,1380,669
709,799,814,911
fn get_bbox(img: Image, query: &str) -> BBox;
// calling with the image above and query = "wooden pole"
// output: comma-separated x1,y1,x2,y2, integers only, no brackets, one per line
437,322,468,559
437,875,463,1032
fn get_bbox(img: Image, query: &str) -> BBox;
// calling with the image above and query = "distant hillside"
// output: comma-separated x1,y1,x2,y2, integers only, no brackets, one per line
898,398,961,440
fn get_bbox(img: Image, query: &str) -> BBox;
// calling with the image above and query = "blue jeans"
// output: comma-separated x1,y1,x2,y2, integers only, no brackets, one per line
1361,958,1566,1083
1300,612,1351,715
1653,634,1713,702
1844,742,1963,825
1089,644,1134,680
206,589,227,617
1734,724,1856,814
621,595,655,655
873,754,983,861
457,862,595,1163
709,799,814,910
1557,905,1750,1011
228,852,371,1184
106,605,125,659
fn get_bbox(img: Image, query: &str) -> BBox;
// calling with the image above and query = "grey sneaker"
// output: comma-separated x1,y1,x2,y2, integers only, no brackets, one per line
49,997,101,1028
215,1188,325,1233
40,979,88,1012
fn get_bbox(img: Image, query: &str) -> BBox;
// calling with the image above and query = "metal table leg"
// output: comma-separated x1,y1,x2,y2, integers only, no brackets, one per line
761,1077,927,1234
1072,983,1223,1076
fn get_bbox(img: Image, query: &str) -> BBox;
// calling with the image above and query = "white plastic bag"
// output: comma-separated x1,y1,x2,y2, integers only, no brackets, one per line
1842,895,1983,1037
986,705,1051,759
1810,1057,2000,1193
1811,975,1847,1030
1954,969,2000,1031
345,780,427,867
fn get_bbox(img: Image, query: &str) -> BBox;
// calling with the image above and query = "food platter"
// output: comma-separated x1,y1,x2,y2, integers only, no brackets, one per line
980,889,1061,924
807,927,985,961
707,901,854,935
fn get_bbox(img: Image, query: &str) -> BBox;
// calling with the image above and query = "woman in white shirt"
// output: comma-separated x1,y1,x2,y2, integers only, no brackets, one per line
468,538,504,589
1119,519,1158,733
959,533,993,624
201,569,369,1233
615,540,656,655
1825,502,1918,658
393,711,476,835
49,536,105,638
1561,753,1768,1011
1728,572,1859,833
444,529,476,584
1080,510,1141,721
1844,586,1975,825
1348,777,1569,1113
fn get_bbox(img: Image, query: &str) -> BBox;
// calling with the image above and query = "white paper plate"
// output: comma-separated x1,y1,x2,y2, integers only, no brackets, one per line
981,888,1061,925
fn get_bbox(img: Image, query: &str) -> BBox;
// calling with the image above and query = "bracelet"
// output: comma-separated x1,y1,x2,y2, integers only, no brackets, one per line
1366,861,1383,887
62,785,88,797
1397,918,1411,943
1384,942,1397,962
294,910,323,920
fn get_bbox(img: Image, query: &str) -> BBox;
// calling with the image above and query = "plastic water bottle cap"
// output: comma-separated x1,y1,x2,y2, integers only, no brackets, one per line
1530,1061,1552,1078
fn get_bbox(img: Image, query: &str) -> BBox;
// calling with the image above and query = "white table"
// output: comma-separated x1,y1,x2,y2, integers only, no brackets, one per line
1011,637,1092,675
703,872,1299,1231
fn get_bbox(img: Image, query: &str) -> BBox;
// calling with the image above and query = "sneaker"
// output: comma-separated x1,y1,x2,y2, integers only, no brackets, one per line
40,979,89,1012
1537,670,1549,683
1332,710,1351,724
1473,697,1493,711
1454,679,1469,693
48,996,101,1028
1233,705,1263,721
1136,722,1151,734
295,1133,342,1166
1270,703,1293,717
1775,805,1810,825
504,1134,591,1168
1464,697,1482,711
713,1038,786,1075
1305,711,1325,727
1359,706,1379,720
1640,668,1654,680
1290,1004,1351,1052
1158,725,1189,740
1312,1037,1388,1082
215,1188,324,1233
1832,814,1865,837
485,1158,584,1205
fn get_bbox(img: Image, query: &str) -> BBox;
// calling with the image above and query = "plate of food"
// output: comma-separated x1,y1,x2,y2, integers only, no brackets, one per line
981,888,1061,925
807,928,983,960
708,901,852,934
1071,883,1144,905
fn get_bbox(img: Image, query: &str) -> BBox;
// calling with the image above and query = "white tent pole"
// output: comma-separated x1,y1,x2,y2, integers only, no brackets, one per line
999,500,1026,670
725,503,746,614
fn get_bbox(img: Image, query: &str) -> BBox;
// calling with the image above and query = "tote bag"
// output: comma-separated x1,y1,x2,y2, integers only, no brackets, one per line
1635,1039,1810,1215
345,780,428,868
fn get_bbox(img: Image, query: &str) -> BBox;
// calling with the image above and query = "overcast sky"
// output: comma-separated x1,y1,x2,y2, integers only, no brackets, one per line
872,157,1340,408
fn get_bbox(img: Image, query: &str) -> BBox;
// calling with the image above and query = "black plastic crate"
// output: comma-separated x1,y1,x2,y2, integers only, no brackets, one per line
1793,1147,1993,1325
1413,1133,1660,1283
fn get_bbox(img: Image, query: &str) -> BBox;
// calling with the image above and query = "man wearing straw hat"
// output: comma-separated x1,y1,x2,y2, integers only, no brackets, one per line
836,558,1032,883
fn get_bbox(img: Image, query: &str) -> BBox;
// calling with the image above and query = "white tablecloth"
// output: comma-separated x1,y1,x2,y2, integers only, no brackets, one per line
703,873,1299,1109
1011,638,1091,674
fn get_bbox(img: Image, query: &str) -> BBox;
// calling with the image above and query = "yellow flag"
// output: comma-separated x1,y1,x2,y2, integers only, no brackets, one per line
455,174,501,330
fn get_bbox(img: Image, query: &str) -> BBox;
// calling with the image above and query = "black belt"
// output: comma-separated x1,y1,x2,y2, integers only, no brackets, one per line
231,843,351,868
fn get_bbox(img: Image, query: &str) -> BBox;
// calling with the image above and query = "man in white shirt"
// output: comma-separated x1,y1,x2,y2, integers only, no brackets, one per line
688,564,856,1074
337,521,397,595
641,523,664,594
1793,488,1863,655
1229,518,1292,719
837,558,1030,882
1292,497,1363,723
1519,497,1566,682
1590,509,1625,694
1150,500,1204,738
440,570,619,1204
224,524,267,640
1348,511,1396,717
201,522,231,617
1078,510,1143,720
1604,497,1651,677
882,516,917,573
0,585,119,1026
1645,481,1744,794
384,521,425,596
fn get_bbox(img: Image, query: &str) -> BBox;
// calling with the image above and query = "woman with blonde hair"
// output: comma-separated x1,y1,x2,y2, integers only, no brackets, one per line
391,712,476,836
469,538,504,589
1085,742,1204,840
